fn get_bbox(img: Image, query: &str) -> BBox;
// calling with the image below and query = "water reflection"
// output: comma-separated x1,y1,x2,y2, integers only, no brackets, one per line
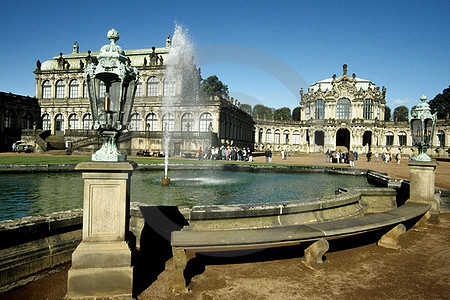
0,170,372,221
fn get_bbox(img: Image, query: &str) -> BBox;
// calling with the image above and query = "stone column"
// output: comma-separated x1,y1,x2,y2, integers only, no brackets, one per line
408,161,437,204
67,161,137,298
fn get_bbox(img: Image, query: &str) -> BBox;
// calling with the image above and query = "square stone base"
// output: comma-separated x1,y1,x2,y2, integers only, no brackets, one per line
67,241,133,298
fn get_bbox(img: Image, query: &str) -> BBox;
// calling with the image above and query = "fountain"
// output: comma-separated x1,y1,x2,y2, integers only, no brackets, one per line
162,24,199,185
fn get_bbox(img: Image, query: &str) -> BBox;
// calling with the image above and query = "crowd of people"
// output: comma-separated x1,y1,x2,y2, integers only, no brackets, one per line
326,149,405,167
197,146,253,162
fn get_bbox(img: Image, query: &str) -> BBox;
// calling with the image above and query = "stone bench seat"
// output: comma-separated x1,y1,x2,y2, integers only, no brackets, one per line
171,201,430,293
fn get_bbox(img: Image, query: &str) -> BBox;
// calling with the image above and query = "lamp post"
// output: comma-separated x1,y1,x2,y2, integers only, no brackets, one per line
407,95,439,223
85,28,140,161
408,95,436,161
67,29,139,298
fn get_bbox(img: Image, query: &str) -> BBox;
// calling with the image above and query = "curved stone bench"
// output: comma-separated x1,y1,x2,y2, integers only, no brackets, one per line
171,201,430,293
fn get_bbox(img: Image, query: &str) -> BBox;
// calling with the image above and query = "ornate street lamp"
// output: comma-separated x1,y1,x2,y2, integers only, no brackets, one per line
84,29,140,161
409,95,436,161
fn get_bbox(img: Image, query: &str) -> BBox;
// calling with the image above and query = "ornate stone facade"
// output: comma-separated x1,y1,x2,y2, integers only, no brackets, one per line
32,38,254,155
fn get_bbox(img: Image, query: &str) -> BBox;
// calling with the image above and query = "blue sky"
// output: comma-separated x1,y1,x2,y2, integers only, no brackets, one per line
0,0,448,111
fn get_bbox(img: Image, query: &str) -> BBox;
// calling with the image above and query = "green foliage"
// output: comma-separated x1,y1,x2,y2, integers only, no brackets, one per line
252,104,274,120
240,103,252,115
274,107,292,121
429,86,450,119
393,106,409,122
200,75,229,97
384,106,391,121
292,107,301,121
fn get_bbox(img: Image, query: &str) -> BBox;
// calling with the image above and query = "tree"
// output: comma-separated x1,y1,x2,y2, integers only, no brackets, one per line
384,106,391,121
200,75,229,97
252,104,273,120
429,86,450,119
292,107,301,121
393,106,409,122
240,103,252,115
274,107,292,121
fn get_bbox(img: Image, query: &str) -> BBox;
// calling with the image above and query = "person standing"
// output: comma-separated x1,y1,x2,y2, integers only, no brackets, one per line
396,152,401,165
375,152,379,162
198,147,203,160
348,151,355,167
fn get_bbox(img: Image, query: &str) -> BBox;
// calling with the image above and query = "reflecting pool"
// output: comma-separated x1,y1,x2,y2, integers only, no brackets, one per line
0,170,373,221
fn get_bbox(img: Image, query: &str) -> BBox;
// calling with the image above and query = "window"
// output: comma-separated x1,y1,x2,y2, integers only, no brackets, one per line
42,114,51,130
163,80,175,96
266,129,272,143
83,81,88,98
42,80,51,99
69,114,79,130
363,99,373,120
55,114,64,132
56,80,65,98
293,131,300,144
315,99,325,119
437,130,445,147
199,113,213,132
274,129,280,144
305,103,310,120
181,113,194,132
23,113,33,129
4,110,15,128
135,80,142,97
258,128,263,142
337,98,351,119
398,131,407,146
82,114,92,130
162,113,174,132
129,113,141,131
385,131,394,146
147,77,158,96
69,79,79,98
146,113,158,131
283,130,290,144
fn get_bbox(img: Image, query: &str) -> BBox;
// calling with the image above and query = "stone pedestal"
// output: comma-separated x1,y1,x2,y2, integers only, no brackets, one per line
67,161,137,299
408,161,437,204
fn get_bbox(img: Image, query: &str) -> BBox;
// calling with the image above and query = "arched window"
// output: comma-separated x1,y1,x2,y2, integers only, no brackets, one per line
42,114,51,130
147,77,158,96
385,131,394,146
83,81,88,98
437,130,445,147
199,112,213,132
69,79,79,98
82,114,92,130
146,113,158,131
42,80,51,99
337,98,351,119
293,131,300,144
315,99,325,119
129,113,141,131
283,130,290,144
274,129,281,144
163,79,175,96
56,80,65,98
258,128,264,142
68,114,79,130
22,113,33,129
4,110,15,129
305,103,311,120
135,80,142,97
162,113,174,132
266,129,272,143
55,114,64,133
398,131,407,146
363,99,373,120
181,113,194,132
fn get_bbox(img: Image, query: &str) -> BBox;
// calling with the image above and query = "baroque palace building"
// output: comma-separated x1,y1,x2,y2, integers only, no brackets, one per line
25,36,448,157
29,36,254,156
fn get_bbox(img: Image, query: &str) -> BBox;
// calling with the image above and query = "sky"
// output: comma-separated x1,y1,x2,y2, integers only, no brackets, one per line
0,0,448,111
